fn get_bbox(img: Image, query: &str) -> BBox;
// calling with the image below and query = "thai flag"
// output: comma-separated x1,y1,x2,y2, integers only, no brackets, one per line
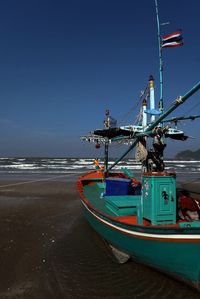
161,30,183,48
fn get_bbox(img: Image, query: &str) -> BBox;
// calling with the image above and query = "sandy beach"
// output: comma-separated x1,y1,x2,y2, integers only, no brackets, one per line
0,178,199,298
0,180,78,298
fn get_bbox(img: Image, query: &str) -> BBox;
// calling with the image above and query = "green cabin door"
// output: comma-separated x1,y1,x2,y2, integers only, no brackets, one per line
142,174,176,225
156,180,176,217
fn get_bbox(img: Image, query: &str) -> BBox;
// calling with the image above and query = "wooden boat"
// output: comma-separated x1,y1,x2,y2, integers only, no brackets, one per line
77,1,200,291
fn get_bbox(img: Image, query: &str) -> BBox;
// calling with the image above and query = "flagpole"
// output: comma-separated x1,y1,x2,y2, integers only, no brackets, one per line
154,0,163,113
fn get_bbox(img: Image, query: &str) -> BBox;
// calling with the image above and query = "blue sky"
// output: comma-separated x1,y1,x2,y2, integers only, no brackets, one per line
0,0,199,157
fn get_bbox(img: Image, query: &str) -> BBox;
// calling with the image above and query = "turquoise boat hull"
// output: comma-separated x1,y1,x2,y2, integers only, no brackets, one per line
77,172,200,290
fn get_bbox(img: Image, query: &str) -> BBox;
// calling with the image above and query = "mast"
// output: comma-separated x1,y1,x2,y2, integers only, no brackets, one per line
154,0,163,113
103,109,117,172
81,2,200,175
104,141,109,172
106,81,200,173
149,75,156,122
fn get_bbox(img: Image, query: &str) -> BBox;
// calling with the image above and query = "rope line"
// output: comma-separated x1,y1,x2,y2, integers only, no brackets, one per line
118,84,149,126
183,101,200,117
0,174,69,189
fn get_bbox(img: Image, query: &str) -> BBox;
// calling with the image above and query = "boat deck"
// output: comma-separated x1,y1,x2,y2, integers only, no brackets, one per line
78,171,200,229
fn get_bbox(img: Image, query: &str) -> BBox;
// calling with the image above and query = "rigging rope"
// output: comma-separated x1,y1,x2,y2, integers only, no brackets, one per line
118,84,149,126
118,99,141,125
0,174,70,189
183,101,200,117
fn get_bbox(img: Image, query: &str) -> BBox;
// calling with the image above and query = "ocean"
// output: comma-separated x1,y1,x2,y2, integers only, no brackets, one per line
0,157,200,182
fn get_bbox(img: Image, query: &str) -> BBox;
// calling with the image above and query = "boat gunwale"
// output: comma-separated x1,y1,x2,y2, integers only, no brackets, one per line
77,171,200,240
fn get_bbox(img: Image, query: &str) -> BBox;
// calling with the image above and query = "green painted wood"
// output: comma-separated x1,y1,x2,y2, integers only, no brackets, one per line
83,183,115,216
83,183,142,223
179,221,200,228
96,182,105,189
121,167,133,178
104,195,142,223
142,175,176,225
105,195,137,217
105,195,141,208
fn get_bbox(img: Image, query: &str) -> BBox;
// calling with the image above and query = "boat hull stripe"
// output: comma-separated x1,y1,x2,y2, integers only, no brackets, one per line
81,200,200,241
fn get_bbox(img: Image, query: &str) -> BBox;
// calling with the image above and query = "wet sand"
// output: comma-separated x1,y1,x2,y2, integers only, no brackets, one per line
0,178,199,298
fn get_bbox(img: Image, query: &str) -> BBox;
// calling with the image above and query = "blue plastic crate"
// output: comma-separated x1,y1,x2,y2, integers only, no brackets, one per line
105,178,131,196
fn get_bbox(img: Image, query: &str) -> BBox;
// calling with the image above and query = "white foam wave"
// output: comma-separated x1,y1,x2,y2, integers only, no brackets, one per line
9,164,40,170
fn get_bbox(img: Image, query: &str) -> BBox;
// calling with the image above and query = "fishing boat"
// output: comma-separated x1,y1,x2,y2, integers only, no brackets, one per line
77,1,200,290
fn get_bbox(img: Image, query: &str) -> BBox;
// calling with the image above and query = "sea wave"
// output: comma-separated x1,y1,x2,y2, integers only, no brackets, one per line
0,158,199,181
